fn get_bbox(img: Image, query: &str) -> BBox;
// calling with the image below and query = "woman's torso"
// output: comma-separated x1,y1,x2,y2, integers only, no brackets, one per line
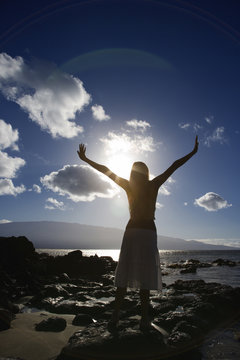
125,180,158,230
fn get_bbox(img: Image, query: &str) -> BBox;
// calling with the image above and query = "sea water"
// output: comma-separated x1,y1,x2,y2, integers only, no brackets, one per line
36,249,240,288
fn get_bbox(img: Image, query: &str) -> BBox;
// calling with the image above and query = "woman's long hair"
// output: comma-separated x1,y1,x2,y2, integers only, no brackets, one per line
129,162,149,184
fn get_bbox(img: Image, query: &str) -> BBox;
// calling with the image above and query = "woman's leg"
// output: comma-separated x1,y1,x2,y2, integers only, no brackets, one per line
110,287,127,322
140,289,150,325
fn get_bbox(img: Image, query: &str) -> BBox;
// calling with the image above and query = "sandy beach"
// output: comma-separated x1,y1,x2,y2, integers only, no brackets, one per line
0,311,81,360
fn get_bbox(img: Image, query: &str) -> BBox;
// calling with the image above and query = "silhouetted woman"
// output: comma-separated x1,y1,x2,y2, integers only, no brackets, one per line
77,136,198,330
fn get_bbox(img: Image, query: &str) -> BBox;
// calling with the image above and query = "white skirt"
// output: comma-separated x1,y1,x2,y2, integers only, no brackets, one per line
114,228,162,290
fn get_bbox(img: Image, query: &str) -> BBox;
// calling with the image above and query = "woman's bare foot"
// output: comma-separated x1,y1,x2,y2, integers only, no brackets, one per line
139,318,151,331
107,310,119,331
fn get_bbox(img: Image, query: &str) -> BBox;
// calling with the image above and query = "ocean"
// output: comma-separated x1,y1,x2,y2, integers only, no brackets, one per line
37,249,240,288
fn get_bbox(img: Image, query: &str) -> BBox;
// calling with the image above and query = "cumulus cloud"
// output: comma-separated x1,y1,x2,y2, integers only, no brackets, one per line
126,119,151,132
40,164,119,202
156,202,164,209
0,119,19,151
0,118,26,196
0,219,12,223
0,53,91,138
91,104,110,121
0,53,23,79
45,197,65,210
101,131,159,155
0,178,25,196
0,150,25,178
194,192,232,211
32,184,41,193
204,127,227,147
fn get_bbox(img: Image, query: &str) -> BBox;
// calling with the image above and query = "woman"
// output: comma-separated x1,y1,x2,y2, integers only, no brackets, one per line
77,136,198,330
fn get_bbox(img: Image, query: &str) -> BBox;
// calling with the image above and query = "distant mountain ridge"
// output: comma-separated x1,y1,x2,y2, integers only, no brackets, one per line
0,221,238,250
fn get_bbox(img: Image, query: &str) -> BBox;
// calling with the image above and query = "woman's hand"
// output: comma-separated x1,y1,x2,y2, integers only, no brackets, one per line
193,135,199,153
77,143,87,161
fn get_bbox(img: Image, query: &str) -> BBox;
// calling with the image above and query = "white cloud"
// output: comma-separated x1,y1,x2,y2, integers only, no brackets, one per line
158,184,171,196
179,122,202,132
126,119,151,132
0,117,26,197
45,197,65,210
91,104,110,121
101,131,159,155
0,119,19,151
33,184,41,193
184,202,188,206
204,127,227,147
194,192,232,212
0,53,91,138
0,150,25,178
40,164,119,202
193,123,202,132
178,123,190,130
156,202,164,209
205,116,214,124
0,53,23,79
0,219,12,223
166,176,175,184
0,178,26,196
157,177,175,196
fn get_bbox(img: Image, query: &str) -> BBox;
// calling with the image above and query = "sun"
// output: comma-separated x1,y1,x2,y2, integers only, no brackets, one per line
106,154,133,179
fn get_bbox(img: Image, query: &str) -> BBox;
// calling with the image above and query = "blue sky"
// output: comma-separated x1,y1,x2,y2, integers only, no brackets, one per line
0,0,239,247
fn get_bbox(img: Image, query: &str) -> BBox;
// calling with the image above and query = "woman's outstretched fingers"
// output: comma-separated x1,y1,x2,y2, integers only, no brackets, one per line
77,143,87,160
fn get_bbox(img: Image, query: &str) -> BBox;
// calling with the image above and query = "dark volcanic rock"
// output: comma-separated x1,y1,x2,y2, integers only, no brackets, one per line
0,308,14,331
72,314,94,326
172,320,200,337
41,251,116,278
54,300,105,316
180,266,197,274
57,321,167,360
35,316,67,332
57,319,203,360
212,258,236,267
42,284,69,298
167,331,192,346
167,259,211,272
0,236,42,304
66,250,83,259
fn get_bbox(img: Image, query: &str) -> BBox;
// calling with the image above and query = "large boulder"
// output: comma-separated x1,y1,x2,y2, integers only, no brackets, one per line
0,236,42,302
0,308,14,331
35,317,67,332
57,319,201,360
72,314,94,326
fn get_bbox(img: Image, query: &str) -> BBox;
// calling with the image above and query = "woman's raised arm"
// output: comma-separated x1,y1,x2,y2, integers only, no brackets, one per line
77,144,129,191
152,136,199,188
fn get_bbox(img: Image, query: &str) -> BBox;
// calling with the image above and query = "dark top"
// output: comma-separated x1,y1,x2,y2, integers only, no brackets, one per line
126,218,156,232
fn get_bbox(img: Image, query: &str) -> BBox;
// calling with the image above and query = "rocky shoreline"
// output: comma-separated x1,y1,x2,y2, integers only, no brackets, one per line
1,236,240,360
